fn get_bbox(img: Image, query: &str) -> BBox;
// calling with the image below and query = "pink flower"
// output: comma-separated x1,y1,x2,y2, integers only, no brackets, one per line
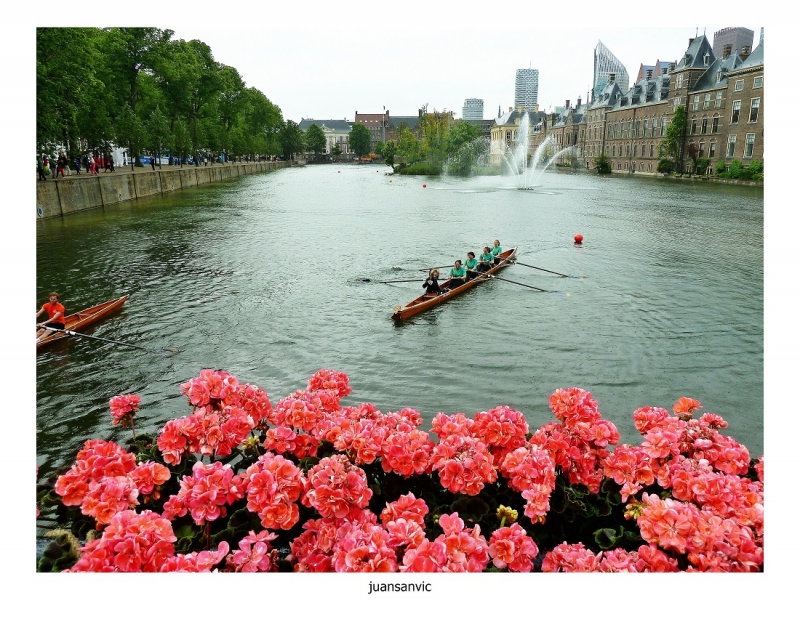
430,434,497,496
541,542,601,572
160,542,230,572
241,453,305,530
380,493,429,526
632,406,672,434
307,369,352,398
673,396,702,418
227,530,278,572
163,461,243,525
109,394,141,424
488,523,539,572
304,455,372,519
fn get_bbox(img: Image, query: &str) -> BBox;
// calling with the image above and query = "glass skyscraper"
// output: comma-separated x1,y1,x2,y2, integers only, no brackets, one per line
593,41,629,100
462,98,484,120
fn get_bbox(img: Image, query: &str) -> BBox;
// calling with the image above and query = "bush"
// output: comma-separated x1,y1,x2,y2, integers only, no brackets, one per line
715,160,727,176
656,159,674,174
594,154,611,174
695,158,710,175
397,162,442,175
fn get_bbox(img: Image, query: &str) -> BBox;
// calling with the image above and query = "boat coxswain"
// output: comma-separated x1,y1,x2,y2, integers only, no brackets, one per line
448,260,466,287
37,292,65,340
422,269,442,297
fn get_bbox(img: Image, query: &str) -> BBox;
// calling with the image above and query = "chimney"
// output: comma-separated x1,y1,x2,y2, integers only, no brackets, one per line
741,45,751,60
609,73,616,83
646,69,653,79
565,99,570,110
723,44,732,59
577,97,581,107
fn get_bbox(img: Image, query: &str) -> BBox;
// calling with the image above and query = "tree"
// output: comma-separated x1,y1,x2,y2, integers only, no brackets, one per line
398,128,420,164
172,119,190,167
446,120,481,155
382,140,396,167
375,140,385,156
686,142,700,174
331,143,342,156
696,157,710,176
305,123,326,157
659,106,687,173
279,120,305,159
593,153,611,174
147,106,171,169
349,124,371,158
419,109,452,166
656,158,675,174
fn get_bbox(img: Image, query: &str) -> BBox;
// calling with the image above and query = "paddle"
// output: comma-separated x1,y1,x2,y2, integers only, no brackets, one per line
473,270,550,293
361,278,422,284
39,325,175,355
414,265,454,272
510,260,570,277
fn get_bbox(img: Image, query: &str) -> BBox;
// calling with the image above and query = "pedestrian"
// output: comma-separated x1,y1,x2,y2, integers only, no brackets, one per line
108,153,115,172
82,153,89,174
104,153,112,173
89,154,97,175
37,154,46,181
62,153,71,176
74,157,81,175
150,152,156,170
56,154,65,178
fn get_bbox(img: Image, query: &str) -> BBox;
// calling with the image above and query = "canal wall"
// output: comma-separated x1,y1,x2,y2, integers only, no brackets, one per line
36,161,290,219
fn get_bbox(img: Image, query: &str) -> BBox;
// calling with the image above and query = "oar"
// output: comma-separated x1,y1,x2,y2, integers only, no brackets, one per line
39,325,175,355
474,270,551,293
414,265,454,272
361,278,422,284
510,260,572,278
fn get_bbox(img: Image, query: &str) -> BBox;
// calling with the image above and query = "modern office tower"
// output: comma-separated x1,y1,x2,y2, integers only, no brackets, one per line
593,41,630,101
759,27,764,46
514,68,539,111
712,27,754,58
462,98,484,120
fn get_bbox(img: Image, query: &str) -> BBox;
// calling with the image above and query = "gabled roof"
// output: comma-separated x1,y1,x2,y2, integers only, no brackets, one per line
387,116,421,129
737,41,764,70
298,118,352,132
692,53,741,91
588,79,624,109
676,35,715,71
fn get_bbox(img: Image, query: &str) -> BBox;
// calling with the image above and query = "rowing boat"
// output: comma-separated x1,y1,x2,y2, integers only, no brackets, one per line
391,247,518,321
37,295,128,349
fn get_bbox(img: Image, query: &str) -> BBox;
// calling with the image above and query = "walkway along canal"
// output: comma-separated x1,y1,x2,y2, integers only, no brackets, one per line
36,160,290,219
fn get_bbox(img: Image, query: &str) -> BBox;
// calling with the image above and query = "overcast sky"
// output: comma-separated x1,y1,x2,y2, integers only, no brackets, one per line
171,22,762,123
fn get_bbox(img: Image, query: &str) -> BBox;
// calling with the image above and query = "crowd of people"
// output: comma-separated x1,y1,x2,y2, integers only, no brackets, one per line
422,240,504,297
37,152,115,180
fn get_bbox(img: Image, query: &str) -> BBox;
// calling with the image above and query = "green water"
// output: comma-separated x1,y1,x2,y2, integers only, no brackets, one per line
36,165,763,475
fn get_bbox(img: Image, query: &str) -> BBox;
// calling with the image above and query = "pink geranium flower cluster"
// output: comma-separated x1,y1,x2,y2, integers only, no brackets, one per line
307,368,352,398
157,405,255,465
401,513,489,572
291,509,396,572
471,405,530,467
227,530,279,572
263,425,319,458
54,440,170,525
541,542,679,572
162,461,243,525
380,417,434,478
159,543,230,572
380,493,429,553
430,431,497,496
303,454,373,519
602,443,656,501
108,394,140,426
240,453,305,530
180,369,240,408
500,444,557,521
488,523,539,572
530,388,620,493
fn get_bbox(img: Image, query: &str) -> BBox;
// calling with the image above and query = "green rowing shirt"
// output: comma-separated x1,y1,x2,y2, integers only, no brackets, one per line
450,266,466,278
492,246,502,257
480,252,494,263
465,258,478,269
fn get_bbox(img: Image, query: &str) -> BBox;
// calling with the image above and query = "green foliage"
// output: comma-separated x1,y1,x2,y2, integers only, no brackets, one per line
349,123,371,157
658,106,686,169
717,159,764,181
446,137,488,176
715,160,727,175
396,161,442,175
374,140,385,156
695,157,711,175
382,140,396,167
593,153,611,174
397,128,421,164
331,143,343,156
279,120,305,159
657,158,675,174
446,120,482,154
419,109,452,166
304,123,326,156
146,106,171,166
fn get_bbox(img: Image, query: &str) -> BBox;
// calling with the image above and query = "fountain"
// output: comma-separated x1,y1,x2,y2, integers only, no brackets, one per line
492,112,576,189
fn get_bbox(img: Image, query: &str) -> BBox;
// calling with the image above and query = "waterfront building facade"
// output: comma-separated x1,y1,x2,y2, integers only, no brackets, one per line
298,119,353,155
462,98,484,120
712,27,754,59
354,111,389,152
593,41,630,100
720,43,763,164
514,69,539,111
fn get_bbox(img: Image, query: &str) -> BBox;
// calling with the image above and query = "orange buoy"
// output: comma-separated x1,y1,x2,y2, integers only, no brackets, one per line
423,184,427,188
574,234,584,244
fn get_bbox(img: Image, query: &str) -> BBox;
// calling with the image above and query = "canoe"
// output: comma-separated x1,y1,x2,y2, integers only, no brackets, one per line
37,295,128,349
391,247,518,321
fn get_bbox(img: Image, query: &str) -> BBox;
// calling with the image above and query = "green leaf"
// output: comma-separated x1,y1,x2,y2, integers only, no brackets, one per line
593,527,618,550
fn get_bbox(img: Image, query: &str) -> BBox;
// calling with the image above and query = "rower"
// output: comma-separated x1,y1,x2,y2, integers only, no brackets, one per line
448,260,467,288
477,246,494,272
37,292,65,340
491,240,502,266
422,269,442,297
464,252,479,280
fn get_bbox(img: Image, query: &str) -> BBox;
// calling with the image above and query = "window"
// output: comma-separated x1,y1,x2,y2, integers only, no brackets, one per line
612,145,616,157
644,119,649,137
710,141,716,158
650,144,654,157
661,117,667,136
745,133,755,158
734,79,744,91
633,145,637,157
704,93,711,109
712,116,719,133
676,74,684,88
635,121,641,137
691,119,697,134
674,97,682,109
702,118,708,134
629,122,633,137
692,95,700,111
753,76,763,88
625,145,629,157
749,98,760,123
715,91,722,108
699,142,705,156
727,134,737,158
652,118,658,137
731,101,741,124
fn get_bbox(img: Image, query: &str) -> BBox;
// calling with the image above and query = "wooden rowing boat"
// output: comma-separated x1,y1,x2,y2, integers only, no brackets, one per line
37,295,128,349
391,247,518,321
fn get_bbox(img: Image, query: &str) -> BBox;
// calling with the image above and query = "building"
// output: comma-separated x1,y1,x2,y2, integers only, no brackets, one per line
354,111,389,153
490,105,545,165
712,27,754,59
298,118,352,155
462,98,484,120
635,60,674,83
593,41,630,101
514,69,539,111
720,42,763,164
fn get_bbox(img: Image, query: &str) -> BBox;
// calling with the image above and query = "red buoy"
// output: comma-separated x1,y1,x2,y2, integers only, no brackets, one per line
574,234,584,244
423,184,427,188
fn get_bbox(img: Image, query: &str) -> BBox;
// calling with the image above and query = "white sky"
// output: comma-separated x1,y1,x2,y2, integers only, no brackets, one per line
171,23,763,122
4,2,796,623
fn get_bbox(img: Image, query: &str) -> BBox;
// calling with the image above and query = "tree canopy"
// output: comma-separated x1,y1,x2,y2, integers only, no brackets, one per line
305,123,327,156
349,124,371,157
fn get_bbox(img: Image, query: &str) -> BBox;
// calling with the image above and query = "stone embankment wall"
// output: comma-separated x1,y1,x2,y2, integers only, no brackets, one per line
36,161,289,219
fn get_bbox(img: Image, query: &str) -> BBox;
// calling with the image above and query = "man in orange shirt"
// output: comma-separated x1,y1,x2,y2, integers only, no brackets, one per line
36,292,66,341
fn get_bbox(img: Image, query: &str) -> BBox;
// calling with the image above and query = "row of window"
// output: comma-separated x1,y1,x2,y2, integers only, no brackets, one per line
692,91,723,110
604,117,668,140
734,76,763,91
